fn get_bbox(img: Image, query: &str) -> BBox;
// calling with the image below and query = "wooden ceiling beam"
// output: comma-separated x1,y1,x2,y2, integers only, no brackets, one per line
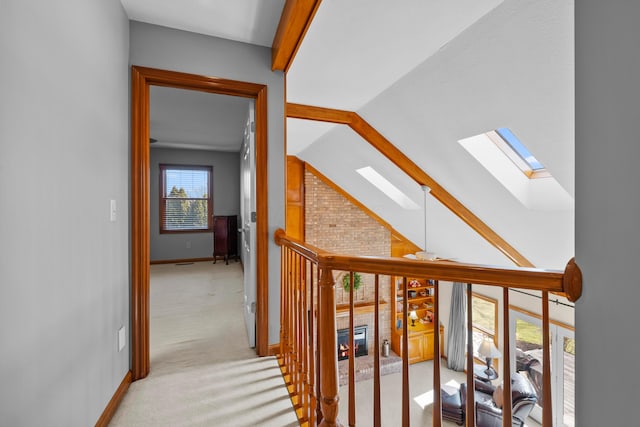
271,0,322,72
286,102,535,268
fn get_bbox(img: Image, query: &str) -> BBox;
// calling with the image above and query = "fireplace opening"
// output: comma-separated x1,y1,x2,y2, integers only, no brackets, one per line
337,325,368,361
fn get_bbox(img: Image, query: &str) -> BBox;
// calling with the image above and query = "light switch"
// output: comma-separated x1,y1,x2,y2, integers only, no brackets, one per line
110,199,117,222
118,326,126,352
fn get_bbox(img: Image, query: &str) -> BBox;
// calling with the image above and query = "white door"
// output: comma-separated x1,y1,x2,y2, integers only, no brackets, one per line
240,103,257,347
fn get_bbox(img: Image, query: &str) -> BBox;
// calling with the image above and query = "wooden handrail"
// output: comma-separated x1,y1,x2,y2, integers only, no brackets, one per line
274,229,582,426
274,229,582,301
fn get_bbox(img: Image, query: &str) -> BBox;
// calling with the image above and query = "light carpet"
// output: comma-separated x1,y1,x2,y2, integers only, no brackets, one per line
109,261,298,427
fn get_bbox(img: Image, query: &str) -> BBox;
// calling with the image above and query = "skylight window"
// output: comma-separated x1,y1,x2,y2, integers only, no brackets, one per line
489,128,549,179
458,130,573,211
356,166,420,210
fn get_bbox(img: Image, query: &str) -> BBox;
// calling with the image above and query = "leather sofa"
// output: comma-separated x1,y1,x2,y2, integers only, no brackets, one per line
442,372,537,427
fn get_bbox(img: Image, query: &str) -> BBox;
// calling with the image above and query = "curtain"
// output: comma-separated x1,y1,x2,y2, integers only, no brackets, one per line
447,282,467,371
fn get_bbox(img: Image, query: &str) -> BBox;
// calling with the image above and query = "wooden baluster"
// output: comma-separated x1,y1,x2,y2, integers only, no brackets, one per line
296,253,302,407
280,247,286,362
373,274,381,427
300,255,308,419
308,260,316,426
348,272,356,427
301,258,307,418
283,248,290,380
502,288,512,427
318,266,342,427
315,264,323,425
402,277,410,427
432,279,442,427
288,250,294,387
466,283,475,427
542,291,552,426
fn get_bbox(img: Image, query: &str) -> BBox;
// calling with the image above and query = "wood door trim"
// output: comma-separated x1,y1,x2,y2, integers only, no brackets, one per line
286,102,534,268
131,66,269,380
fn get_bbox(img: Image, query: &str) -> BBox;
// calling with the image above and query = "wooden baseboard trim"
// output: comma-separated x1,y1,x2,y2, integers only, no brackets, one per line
150,257,215,265
95,370,132,427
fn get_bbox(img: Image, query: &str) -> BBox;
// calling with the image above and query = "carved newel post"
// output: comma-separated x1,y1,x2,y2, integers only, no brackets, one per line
318,266,343,427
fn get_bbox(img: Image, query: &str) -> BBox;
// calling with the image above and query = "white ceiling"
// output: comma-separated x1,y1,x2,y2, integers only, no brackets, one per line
121,0,285,152
121,1,503,153
287,0,503,111
121,0,285,47
120,0,575,268
149,86,251,151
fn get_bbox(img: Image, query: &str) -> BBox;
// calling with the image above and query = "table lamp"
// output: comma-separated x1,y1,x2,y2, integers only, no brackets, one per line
409,311,418,327
478,339,501,376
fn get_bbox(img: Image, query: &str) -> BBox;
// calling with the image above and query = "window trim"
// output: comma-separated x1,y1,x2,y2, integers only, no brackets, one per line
471,292,499,369
159,164,213,234
487,129,551,179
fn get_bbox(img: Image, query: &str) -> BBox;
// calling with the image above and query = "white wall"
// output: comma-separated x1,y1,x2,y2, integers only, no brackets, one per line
575,2,640,425
297,0,574,270
149,148,241,261
0,1,130,425
130,21,285,345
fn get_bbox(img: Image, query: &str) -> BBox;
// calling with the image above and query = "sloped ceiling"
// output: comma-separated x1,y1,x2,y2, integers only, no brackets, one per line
119,0,575,269
291,0,574,269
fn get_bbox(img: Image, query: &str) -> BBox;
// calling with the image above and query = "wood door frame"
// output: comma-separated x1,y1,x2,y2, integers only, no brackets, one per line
131,66,269,380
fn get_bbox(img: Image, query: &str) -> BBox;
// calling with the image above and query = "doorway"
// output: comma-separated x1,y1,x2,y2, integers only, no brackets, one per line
131,66,270,380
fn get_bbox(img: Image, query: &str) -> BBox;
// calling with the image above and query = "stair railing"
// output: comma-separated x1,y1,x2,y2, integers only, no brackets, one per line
274,228,582,427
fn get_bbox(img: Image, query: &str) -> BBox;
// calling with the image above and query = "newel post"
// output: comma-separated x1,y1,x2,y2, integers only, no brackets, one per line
318,266,343,427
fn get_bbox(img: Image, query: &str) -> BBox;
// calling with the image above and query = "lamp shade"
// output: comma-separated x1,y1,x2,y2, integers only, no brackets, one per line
478,339,501,359
409,311,418,320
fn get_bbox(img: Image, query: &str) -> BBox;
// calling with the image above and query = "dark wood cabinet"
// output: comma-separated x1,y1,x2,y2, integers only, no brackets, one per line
213,215,238,264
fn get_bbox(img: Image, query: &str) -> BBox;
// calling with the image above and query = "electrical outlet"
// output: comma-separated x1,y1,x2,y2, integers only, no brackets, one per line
118,326,126,352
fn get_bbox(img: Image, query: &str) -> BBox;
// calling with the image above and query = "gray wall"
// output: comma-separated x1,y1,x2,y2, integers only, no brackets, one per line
150,148,241,261
575,2,640,425
0,1,130,426
130,21,285,345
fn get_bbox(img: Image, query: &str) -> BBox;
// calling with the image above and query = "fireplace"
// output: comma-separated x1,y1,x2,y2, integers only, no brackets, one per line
337,325,368,361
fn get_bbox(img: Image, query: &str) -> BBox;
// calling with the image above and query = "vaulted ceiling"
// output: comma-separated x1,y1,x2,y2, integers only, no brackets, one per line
120,0,575,270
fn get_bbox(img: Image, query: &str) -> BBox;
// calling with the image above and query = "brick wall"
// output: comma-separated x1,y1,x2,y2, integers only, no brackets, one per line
305,169,391,355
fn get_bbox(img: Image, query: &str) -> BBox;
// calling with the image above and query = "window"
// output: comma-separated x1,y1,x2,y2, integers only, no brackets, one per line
510,308,575,426
159,164,213,233
492,127,549,178
458,128,572,210
471,293,498,364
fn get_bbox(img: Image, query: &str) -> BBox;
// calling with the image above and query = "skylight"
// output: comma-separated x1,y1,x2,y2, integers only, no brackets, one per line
489,128,549,178
458,130,573,211
356,166,420,210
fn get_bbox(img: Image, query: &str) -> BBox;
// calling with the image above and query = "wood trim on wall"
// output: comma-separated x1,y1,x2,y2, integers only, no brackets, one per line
286,156,305,241
509,304,575,331
271,0,323,72
95,370,132,427
131,66,270,381
286,103,534,268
